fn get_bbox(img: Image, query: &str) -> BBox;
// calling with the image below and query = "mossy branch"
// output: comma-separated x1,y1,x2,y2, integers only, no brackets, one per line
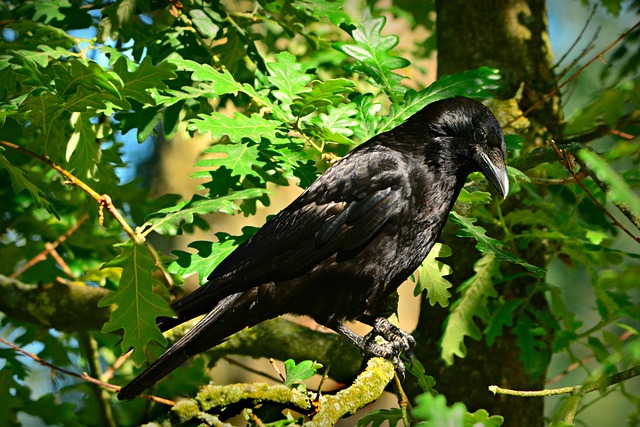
170,358,395,426
0,274,111,332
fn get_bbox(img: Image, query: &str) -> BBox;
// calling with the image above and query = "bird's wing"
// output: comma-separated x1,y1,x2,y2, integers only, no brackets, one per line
168,145,410,320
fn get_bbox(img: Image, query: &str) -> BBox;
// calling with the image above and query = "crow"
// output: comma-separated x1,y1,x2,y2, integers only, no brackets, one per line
118,96,509,400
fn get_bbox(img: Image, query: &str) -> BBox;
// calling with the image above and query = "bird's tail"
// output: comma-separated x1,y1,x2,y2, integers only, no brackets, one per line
118,293,244,400
117,343,190,400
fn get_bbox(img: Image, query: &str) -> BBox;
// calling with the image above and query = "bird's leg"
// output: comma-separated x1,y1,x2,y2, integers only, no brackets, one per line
361,316,416,363
332,321,412,379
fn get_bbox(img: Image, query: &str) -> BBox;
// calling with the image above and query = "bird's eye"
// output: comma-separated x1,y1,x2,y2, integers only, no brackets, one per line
473,128,486,143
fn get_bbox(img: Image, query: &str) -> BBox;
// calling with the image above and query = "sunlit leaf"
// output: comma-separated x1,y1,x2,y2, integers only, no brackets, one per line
414,243,454,308
169,227,258,284
334,8,409,100
142,189,268,235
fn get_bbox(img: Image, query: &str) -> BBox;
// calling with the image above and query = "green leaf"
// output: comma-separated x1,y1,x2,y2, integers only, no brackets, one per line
0,147,58,218
506,165,531,183
504,134,525,150
377,67,502,134
565,87,628,134
18,90,67,155
291,0,351,26
98,242,174,365
514,313,549,379
52,60,126,110
334,8,410,100
17,0,72,24
196,143,267,180
190,112,279,143
283,359,322,387
267,52,313,111
113,56,177,105
356,408,403,427
578,149,640,217
170,59,288,121
170,59,243,95
485,298,523,346
141,189,268,235
449,211,545,278
0,369,23,425
169,227,258,284
352,93,383,142
99,0,137,39
441,254,496,365
189,8,221,38
66,112,100,180
11,44,71,68
587,336,610,363
457,188,492,204
465,409,504,427
413,393,465,426
291,78,356,117
414,243,454,308
309,103,359,138
405,356,436,395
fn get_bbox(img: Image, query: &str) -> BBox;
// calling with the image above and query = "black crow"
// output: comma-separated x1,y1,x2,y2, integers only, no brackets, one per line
118,96,509,400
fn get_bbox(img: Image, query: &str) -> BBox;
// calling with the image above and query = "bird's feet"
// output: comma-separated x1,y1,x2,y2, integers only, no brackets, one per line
361,317,415,379
332,317,416,379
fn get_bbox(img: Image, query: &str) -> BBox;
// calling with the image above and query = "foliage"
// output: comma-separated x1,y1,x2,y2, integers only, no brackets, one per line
0,1,638,427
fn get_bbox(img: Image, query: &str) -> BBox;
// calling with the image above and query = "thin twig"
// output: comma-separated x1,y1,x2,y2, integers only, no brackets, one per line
509,20,640,125
489,365,640,397
550,140,640,243
103,349,133,382
247,409,266,427
0,139,143,244
145,242,175,288
219,357,283,383
269,357,287,382
392,372,413,427
0,336,174,406
553,5,598,73
528,170,589,185
546,331,634,385
10,214,88,279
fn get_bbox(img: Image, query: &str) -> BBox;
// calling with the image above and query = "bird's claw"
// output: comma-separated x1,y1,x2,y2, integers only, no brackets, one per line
361,317,416,380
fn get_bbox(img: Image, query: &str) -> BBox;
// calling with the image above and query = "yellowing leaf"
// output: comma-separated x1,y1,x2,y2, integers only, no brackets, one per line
414,243,454,308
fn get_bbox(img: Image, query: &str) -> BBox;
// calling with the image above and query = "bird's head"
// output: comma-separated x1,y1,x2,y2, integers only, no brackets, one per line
419,96,510,199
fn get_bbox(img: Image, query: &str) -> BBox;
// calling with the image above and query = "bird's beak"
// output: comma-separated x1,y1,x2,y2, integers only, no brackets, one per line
476,151,509,199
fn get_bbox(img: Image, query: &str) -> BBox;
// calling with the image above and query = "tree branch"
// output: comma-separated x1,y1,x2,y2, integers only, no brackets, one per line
0,274,111,332
550,140,640,243
509,20,640,126
489,365,640,397
169,358,395,426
